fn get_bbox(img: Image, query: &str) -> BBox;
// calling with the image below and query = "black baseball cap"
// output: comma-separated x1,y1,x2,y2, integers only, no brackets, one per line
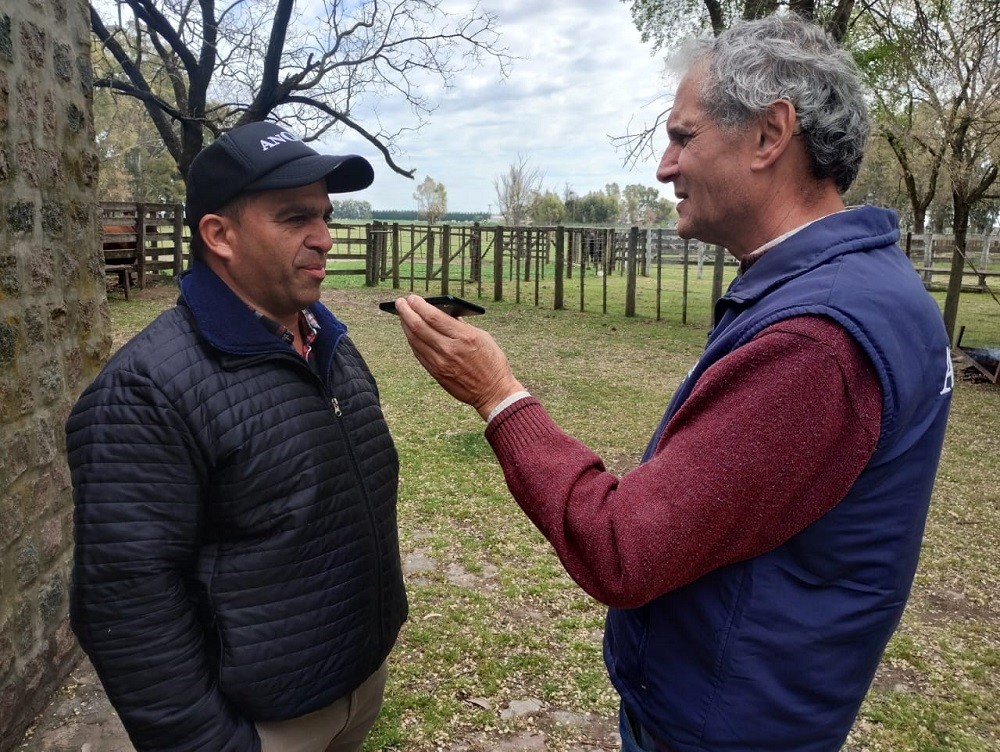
185,121,374,231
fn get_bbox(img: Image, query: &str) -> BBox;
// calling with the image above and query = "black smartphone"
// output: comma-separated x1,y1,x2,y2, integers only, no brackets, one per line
379,294,486,317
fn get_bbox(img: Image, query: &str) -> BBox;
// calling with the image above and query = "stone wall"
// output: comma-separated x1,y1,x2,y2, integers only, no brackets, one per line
0,0,109,748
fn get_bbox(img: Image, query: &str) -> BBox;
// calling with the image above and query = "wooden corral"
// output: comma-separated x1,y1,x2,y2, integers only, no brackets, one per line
100,202,185,298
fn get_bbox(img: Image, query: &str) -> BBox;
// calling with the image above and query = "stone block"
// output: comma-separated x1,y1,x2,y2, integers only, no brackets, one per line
49,301,68,339
43,94,57,141
35,414,59,462
17,539,41,588
6,202,33,234
24,303,45,351
0,473,25,543
0,14,11,63
20,21,45,69
0,319,18,362
40,516,64,563
12,600,34,654
30,247,55,291
40,576,66,625
0,69,8,127
0,254,19,293
16,78,38,130
41,201,64,236
53,42,72,81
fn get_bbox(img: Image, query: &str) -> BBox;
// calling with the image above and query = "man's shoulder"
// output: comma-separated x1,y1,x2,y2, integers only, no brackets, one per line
100,303,201,378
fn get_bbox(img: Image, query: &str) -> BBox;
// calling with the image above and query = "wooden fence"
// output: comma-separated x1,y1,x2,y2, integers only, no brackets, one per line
99,202,997,323
904,231,1000,292
100,202,185,298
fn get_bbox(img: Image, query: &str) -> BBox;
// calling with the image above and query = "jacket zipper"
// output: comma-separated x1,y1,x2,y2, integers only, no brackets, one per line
327,392,385,650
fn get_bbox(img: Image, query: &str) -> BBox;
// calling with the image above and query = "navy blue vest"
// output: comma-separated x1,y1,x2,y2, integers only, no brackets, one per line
605,207,952,751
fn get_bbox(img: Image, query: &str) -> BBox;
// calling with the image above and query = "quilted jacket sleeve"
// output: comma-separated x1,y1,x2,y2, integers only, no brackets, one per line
67,368,260,752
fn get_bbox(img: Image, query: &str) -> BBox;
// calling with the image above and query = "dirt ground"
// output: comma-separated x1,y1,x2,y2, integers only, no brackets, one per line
16,656,133,752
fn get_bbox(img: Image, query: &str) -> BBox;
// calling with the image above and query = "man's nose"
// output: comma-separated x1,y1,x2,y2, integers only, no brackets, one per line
656,145,678,184
312,219,334,252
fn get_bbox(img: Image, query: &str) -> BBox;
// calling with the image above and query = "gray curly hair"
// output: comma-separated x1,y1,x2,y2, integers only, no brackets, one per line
676,14,869,192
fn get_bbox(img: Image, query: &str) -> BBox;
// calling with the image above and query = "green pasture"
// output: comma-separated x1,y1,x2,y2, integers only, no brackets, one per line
108,275,999,751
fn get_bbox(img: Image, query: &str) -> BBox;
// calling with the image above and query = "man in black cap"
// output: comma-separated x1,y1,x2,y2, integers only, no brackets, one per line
67,122,408,752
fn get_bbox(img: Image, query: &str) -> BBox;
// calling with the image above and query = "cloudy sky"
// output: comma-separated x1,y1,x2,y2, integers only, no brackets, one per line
327,0,677,213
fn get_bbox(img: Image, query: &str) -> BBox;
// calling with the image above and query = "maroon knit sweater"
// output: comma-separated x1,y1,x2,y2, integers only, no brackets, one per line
484,315,882,609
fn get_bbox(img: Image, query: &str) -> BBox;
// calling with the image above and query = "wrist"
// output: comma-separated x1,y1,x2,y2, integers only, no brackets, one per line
476,381,527,421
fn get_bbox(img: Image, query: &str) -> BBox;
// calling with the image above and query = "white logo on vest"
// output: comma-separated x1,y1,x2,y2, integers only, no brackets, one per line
940,347,954,395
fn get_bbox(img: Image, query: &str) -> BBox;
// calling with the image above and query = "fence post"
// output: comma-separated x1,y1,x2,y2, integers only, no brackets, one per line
655,228,663,322
625,226,638,317
602,228,610,314
136,202,147,289
378,221,388,280
364,223,376,286
173,203,184,275
520,229,530,283
711,244,725,309
682,240,690,325
471,222,482,283
391,223,401,289
923,232,933,284
566,228,574,280
441,224,451,295
425,227,435,292
493,226,504,301
554,225,565,310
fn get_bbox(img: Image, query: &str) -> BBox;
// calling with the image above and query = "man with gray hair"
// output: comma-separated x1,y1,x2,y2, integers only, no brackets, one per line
391,14,952,752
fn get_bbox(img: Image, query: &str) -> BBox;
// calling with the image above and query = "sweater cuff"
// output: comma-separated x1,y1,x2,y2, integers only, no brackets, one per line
485,390,532,425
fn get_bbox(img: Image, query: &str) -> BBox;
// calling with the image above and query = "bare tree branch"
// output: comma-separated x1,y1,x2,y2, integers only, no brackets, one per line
90,0,510,179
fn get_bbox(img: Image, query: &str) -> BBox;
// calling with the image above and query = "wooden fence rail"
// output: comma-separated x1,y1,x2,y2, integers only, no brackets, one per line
99,202,996,325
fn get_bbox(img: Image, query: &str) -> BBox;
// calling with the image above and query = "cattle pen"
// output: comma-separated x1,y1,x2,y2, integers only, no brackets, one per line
100,203,999,353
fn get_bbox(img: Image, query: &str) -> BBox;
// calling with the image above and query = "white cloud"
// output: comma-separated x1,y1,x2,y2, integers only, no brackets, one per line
323,0,676,212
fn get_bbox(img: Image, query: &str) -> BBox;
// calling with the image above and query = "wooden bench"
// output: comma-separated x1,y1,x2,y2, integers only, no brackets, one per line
954,325,999,384
102,224,139,300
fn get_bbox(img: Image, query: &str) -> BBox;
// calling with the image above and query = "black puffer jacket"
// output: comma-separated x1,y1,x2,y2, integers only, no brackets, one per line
67,263,407,751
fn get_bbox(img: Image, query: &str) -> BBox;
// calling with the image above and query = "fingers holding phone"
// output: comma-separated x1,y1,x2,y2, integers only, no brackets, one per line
392,294,523,419
379,295,484,317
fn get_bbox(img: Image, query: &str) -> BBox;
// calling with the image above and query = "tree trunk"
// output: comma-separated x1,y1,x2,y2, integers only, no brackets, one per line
942,192,971,344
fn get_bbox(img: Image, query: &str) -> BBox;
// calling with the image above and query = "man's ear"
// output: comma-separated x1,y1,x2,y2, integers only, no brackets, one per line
198,214,236,262
751,99,798,171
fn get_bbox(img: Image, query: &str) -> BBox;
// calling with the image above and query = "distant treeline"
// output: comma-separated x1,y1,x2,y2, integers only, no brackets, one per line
330,200,490,223
372,209,491,222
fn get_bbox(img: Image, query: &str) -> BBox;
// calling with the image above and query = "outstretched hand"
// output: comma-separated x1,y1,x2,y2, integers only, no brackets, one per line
394,295,525,420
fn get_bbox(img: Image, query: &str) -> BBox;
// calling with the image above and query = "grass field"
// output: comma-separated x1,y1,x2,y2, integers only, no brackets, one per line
108,273,1000,751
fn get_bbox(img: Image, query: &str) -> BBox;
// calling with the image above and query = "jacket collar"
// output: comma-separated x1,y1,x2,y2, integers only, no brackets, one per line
726,206,901,306
178,261,347,358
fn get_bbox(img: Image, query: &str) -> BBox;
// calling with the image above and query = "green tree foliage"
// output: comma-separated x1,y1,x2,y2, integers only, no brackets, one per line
623,0,856,48
860,0,1000,339
92,46,184,202
615,0,856,169
329,200,373,220
90,0,510,180
565,192,620,224
413,177,448,224
529,191,566,225
370,210,490,222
